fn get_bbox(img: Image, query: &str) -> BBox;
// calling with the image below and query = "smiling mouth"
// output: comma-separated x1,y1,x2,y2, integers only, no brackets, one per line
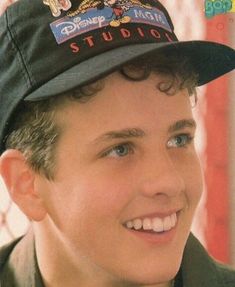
124,213,177,234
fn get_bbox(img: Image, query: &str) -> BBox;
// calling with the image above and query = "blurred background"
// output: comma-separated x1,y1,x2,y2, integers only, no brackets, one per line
0,0,235,266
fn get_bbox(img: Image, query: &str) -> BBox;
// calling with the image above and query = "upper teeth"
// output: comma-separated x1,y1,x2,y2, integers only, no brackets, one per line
125,213,177,233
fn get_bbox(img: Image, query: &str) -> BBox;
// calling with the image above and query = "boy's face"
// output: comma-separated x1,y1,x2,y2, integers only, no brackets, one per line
36,72,203,285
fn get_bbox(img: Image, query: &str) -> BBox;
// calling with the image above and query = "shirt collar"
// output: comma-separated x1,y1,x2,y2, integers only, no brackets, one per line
181,233,220,287
5,229,44,287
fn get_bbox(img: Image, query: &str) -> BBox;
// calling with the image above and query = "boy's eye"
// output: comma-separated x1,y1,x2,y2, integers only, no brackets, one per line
102,143,134,158
167,134,193,148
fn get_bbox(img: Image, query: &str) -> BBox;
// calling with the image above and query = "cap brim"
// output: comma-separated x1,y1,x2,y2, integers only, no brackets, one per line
25,40,235,101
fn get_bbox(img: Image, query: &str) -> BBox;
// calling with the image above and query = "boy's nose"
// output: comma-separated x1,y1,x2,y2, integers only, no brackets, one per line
137,151,186,199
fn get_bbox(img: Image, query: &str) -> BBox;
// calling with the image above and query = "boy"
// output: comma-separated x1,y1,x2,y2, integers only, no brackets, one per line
0,0,235,286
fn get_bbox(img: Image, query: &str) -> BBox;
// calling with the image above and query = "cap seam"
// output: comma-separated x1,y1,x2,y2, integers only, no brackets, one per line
6,10,34,90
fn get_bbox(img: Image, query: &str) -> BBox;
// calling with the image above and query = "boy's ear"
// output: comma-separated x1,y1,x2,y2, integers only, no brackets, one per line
0,149,47,221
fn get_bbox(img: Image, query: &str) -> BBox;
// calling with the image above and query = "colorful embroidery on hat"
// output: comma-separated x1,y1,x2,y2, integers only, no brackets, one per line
43,0,72,17
68,0,152,27
50,0,172,44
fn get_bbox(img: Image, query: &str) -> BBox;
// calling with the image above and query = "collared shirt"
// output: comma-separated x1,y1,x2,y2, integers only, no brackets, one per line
0,231,44,287
0,231,235,287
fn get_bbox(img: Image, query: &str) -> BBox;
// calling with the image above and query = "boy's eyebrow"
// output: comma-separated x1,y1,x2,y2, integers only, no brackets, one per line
92,119,196,144
168,119,197,133
92,128,145,143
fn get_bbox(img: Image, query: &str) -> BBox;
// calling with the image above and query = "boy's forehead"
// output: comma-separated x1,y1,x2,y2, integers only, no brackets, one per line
55,73,194,134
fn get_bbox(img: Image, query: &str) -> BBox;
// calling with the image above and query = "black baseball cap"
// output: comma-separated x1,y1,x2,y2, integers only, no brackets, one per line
0,0,234,154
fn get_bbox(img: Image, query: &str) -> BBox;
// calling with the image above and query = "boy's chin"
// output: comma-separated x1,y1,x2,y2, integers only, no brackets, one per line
116,261,180,286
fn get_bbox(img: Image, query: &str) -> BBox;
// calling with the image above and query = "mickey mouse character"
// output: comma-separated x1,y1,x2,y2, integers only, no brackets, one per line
68,0,151,27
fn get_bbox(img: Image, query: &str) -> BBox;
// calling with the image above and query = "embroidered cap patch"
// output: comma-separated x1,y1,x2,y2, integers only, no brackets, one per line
49,0,172,44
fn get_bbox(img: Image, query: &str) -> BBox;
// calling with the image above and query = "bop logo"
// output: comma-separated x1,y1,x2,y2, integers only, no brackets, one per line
205,0,234,18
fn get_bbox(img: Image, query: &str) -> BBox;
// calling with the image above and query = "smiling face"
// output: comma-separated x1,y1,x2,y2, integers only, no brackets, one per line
34,72,203,286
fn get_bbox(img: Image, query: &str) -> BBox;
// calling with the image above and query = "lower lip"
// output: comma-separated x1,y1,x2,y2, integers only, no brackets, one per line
125,223,178,245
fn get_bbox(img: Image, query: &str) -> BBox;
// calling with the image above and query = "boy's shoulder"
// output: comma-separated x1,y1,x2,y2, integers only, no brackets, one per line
214,259,235,286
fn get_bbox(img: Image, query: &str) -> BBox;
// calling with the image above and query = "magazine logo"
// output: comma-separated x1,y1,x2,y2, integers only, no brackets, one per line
205,0,234,18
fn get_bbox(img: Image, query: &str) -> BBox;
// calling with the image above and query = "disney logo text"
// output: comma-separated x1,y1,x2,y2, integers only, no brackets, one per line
56,16,106,36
